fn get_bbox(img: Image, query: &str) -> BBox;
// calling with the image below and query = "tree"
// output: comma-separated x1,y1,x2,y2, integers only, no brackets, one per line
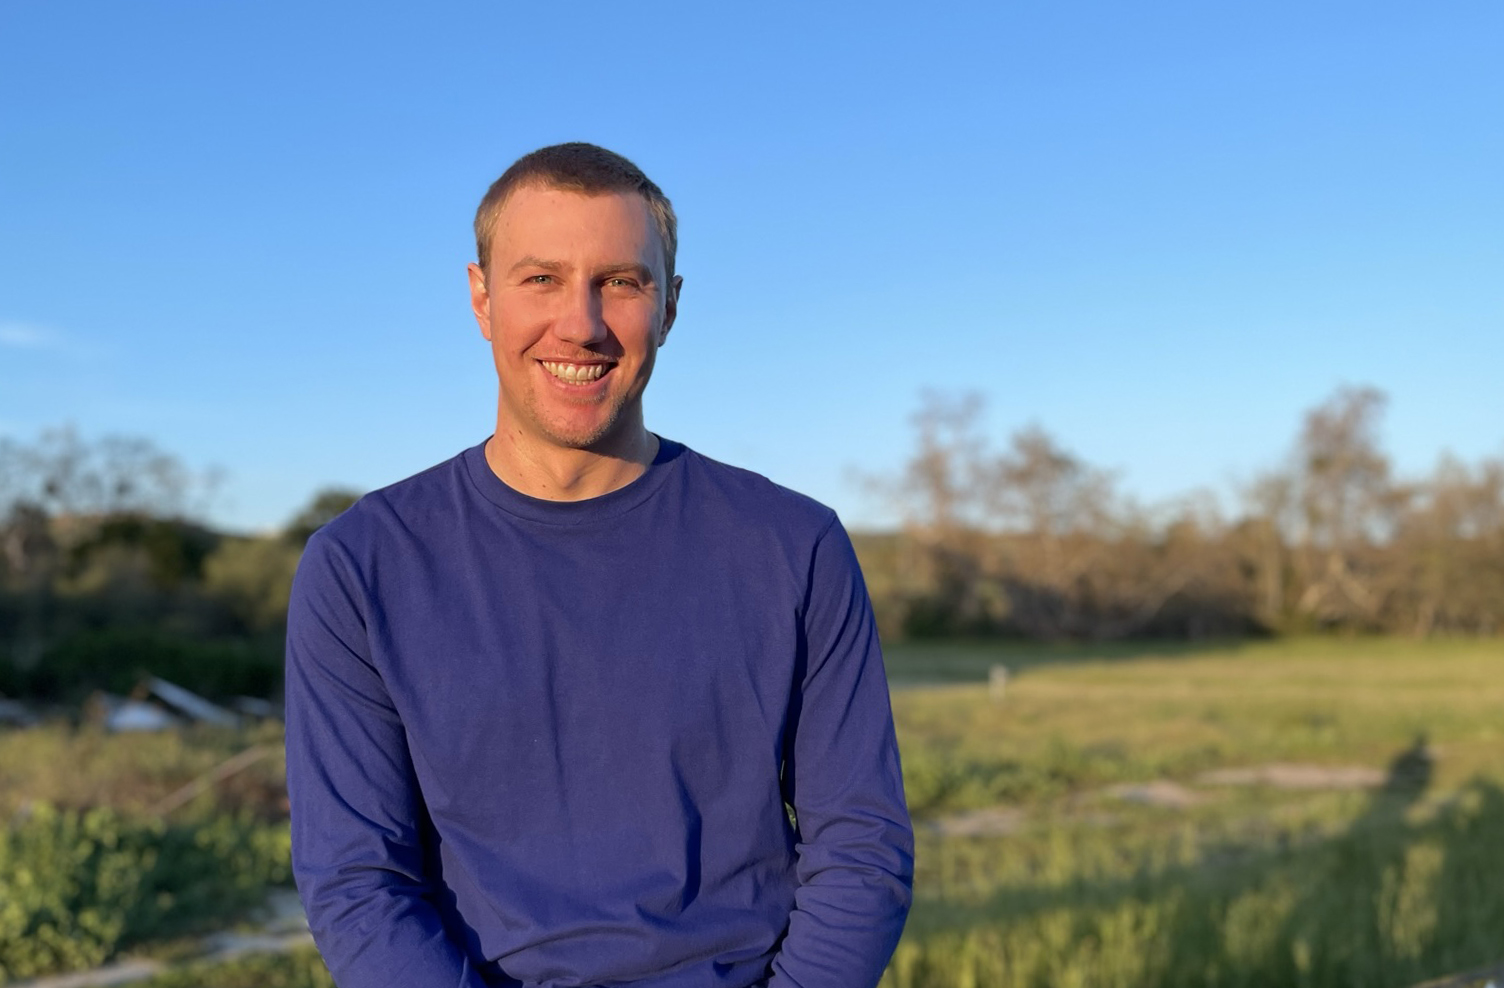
1295,386,1395,552
0,426,215,522
0,501,53,584
203,536,305,631
980,426,1118,638
868,392,993,635
0,427,223,662
284,488,363,545
1285,387,1399,628
879,395,1233,640
1388,455,1504,634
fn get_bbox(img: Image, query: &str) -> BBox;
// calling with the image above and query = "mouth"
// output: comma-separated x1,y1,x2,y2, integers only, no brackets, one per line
538,359,614,385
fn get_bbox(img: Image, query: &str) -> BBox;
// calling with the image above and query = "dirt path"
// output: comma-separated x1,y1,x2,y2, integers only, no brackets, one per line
923,759,1398,834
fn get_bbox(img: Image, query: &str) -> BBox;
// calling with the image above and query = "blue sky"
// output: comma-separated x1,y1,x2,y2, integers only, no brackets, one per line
3,1,1501,531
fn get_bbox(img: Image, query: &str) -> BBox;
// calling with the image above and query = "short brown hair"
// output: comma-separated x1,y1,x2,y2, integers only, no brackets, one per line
473,142,678,281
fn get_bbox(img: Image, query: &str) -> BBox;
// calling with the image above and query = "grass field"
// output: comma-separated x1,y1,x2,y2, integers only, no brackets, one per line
882,637,1504,988
3,637,1501,987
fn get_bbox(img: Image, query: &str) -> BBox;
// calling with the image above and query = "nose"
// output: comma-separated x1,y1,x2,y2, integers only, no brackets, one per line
552,282,608,349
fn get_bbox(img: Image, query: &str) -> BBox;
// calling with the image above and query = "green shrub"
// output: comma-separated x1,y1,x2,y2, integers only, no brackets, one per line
0,805,291,983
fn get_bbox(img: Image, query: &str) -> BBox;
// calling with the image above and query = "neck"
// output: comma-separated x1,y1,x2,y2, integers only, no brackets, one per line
484,418,659,502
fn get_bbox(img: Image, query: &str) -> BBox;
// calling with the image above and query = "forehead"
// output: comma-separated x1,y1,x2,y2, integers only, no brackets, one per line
488,185,662,270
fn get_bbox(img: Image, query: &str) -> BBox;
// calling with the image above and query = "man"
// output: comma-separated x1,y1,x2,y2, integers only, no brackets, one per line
285,142,913,988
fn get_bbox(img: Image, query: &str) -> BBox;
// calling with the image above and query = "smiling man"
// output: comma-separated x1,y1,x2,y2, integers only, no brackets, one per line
285,143,913,988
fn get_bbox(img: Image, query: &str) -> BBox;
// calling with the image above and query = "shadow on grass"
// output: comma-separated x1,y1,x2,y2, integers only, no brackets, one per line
900,739,1504,988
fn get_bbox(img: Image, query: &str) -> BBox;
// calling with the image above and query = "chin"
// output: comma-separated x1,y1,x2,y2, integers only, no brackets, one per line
536,398,638,447
538,416,622,451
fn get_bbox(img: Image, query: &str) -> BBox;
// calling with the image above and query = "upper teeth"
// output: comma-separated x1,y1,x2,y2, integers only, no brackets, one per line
541,361,608,383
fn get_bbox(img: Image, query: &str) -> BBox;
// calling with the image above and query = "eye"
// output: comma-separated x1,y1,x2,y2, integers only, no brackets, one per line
526,274,553,284
605,277,639,289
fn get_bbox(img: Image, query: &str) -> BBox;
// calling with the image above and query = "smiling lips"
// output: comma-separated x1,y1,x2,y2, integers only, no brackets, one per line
539,360,612,384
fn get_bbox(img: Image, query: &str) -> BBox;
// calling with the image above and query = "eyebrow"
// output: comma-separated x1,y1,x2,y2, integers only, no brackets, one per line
508,256,564,274
595,262,656,284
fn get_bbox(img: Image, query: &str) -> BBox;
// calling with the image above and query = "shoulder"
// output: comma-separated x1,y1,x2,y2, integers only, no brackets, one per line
669,441,839,542
310,445,476,560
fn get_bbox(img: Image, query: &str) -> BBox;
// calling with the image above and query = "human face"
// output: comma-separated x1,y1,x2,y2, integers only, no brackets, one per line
468,185,680,456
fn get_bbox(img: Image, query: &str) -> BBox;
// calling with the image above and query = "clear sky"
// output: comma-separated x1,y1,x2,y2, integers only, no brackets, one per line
3,1,1501,532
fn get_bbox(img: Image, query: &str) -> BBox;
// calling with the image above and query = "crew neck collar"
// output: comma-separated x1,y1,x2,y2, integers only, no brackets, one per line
462,436,684,525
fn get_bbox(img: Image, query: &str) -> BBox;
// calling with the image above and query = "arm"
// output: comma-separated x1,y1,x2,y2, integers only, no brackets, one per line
769,517,915,988
284,532,489,988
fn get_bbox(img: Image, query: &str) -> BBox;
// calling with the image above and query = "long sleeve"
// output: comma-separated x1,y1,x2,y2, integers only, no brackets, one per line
284,532,489,988
768,518,915,988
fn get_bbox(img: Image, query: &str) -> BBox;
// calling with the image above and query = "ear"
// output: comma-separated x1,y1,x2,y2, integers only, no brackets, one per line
658,275,683,346
467,263,493,342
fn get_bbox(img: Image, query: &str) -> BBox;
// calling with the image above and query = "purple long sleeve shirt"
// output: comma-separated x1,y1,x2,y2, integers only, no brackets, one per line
284,439,913,988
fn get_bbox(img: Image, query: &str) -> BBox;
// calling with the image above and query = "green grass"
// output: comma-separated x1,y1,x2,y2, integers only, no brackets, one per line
884,637,1504,988
0,722,287,820
135,948,333,988
888,637,1504,814
4,637,1500,987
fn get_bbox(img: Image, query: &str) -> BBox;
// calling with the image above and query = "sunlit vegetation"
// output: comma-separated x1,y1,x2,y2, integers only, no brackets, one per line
135,948,334,988
882,638,1504,988
3,406,1503,986
857,387,1504,641
0,803,290,982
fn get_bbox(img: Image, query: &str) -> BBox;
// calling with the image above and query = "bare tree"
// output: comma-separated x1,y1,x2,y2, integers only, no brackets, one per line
1388,454,1504,634
871,385,1503,641
889,391,988,535
0,426,217,523
868,392,994,633
1240,471,1295,629
1289,387,1401,627
878,396,1234,639
979,426,1118,638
